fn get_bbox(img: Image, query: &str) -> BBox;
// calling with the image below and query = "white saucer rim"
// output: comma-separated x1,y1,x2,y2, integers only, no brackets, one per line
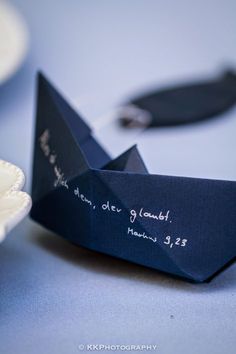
0,159,32,242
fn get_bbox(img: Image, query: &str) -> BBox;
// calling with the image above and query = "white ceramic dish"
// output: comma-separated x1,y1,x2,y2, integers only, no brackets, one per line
0,160,31,242
0,1,29,84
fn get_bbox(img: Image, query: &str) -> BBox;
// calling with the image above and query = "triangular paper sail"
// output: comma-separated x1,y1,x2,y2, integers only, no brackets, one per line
31,73,236,282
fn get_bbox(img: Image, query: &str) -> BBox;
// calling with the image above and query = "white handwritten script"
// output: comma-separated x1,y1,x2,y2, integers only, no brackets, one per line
38,129,188,250
130,208,170,224
127,227,157,243
39,130,68,189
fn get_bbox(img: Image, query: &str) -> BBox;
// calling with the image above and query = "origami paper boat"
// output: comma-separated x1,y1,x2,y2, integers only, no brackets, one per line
30,73,236,282
0,160,31,242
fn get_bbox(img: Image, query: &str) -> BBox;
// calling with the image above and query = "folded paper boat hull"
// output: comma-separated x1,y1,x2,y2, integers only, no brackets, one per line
30,73,236,282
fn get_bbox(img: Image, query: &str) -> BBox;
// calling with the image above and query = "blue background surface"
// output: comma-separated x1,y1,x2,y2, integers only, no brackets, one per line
0,1,236,353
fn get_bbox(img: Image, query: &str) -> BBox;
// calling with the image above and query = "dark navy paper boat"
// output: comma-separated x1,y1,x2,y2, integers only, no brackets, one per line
31,73,236,283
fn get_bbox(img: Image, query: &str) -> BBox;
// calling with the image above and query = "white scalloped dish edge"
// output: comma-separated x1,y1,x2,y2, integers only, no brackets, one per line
0,160,32,242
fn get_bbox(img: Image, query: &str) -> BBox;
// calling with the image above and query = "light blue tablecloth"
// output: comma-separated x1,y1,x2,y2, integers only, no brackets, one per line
0,1,236,353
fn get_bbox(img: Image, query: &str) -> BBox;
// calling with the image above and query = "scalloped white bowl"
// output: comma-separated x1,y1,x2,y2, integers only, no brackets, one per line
0,160,32,242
